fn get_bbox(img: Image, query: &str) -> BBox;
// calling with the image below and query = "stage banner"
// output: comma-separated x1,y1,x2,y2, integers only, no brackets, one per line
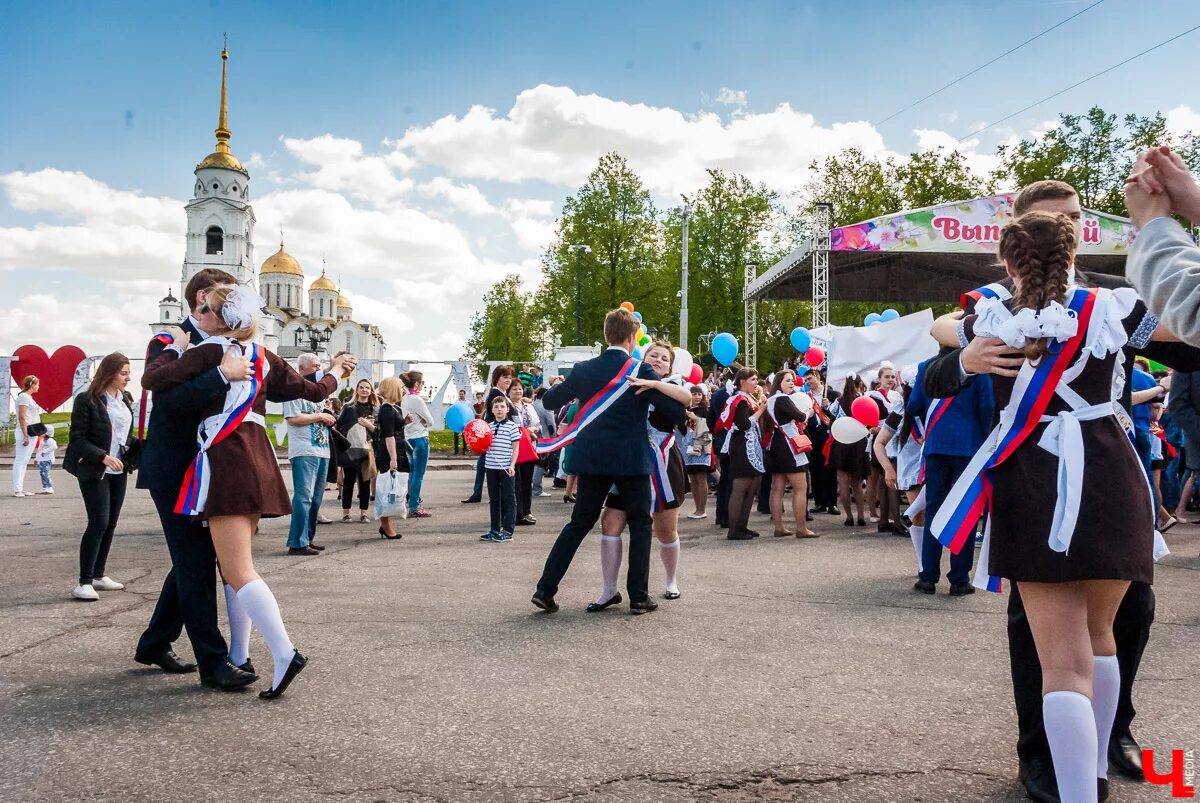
826,309,938,392
830,194,1135,256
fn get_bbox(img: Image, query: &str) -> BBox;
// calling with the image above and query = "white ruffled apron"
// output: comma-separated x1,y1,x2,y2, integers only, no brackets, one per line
766,393,809,469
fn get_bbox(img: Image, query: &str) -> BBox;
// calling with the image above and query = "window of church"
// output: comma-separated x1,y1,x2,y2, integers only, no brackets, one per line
231,184,239,194
205,226,224,255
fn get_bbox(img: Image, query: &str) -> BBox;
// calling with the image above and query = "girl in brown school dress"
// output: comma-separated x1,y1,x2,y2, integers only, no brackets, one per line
143,285,352,699
931,212,1177,801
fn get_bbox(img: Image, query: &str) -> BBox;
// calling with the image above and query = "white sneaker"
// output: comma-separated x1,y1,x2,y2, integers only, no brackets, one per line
687,512,708,519
13,491,25,498
37,488,54,495
91,576,125,591
316,514,332,524
72,584,99,601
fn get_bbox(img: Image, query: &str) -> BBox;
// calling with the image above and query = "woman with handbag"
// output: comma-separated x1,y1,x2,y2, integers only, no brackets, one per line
763,369,817,538
336,379,378,523
508,381,539,526
13,375,44,498
374,377,410,539
64,354,135,601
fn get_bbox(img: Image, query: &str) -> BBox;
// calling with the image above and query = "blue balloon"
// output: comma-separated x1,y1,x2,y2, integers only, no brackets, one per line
632,345,644,360
863,312,882,327
789,327,811,353
880,308,900,322
632,311,643,322
712,332,739,366
796,364,809,376
444,401,475,434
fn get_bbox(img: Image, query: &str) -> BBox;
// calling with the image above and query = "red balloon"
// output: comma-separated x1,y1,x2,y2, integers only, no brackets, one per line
12,344,88,412
687,364,703,384
850,396,881,428
804,346,825,368
463,419,494,454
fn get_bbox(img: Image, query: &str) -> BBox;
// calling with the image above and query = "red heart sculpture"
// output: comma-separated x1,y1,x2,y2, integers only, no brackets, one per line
12,345,89,412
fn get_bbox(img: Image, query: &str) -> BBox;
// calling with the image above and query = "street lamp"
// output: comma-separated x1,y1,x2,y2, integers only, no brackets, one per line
294,324,330,354
565,244,591,345
673,204,691,352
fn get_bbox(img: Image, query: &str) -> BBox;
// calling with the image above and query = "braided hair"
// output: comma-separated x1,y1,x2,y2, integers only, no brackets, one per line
999,211,1077,362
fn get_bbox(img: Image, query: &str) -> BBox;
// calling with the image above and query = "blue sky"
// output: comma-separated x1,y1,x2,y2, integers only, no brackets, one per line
2,0,1197,358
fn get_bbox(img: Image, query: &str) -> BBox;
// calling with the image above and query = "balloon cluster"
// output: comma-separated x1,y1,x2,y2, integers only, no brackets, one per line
463,419,493,454
445,401,475,433
862,308,901,327
620,301,655,358
621,301,702,383
831,396,883,444
788,327,826,370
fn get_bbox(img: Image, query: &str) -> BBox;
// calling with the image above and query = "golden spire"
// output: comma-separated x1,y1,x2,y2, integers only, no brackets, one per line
197,34,247,174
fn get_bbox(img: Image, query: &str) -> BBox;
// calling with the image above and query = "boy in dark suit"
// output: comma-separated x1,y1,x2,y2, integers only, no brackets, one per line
532,309,686,614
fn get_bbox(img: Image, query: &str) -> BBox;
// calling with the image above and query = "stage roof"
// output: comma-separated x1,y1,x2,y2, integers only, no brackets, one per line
746,194,1135,304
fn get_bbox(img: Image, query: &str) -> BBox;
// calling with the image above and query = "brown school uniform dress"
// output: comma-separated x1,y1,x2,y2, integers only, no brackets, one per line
143,342,338,520
763,394,810,475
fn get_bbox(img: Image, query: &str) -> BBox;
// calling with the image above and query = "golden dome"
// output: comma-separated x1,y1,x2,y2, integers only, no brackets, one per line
198,150,246,173
337,293,351,308
260,241,304,276
309,271,337,292
196,46,247,175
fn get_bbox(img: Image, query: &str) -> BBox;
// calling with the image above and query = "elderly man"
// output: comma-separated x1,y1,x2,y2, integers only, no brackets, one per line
283,353,338,555
1125,145,1200,344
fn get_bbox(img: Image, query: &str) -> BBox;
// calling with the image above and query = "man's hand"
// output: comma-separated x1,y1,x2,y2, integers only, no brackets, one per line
960,337,1025,378
1144,145,1200,224
161,326,191,350
1125,151,1175,229
328,352,357,377
219,346,251,382
318,413,337,427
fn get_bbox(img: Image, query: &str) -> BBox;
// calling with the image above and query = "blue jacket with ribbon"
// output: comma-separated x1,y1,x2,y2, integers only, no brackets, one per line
907,358,994,459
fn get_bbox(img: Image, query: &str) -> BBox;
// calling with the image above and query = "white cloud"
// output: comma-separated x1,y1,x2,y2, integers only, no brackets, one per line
912,128,1003,181
415,177,497,216
715,87,747,107
395,84,889,200
1166,104,1200,139
281,134,414,202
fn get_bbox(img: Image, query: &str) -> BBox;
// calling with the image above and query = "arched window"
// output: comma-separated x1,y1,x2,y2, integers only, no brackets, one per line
205,226,224,255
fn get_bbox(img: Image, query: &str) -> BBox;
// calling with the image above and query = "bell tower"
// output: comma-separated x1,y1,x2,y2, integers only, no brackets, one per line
180,38,256,306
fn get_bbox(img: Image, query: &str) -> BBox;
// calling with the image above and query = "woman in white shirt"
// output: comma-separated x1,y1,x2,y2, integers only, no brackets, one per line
63,354,134,601
400,372,435,518
13,375,43,497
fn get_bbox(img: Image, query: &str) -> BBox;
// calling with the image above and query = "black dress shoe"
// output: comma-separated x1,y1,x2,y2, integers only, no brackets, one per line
135,647,197,674
726,530,753,540
949,582,976,596
531,591,559,612
287,546,320,556
1108,732,1145,780
1098,778,1109,802
259,650,306,699
913,580,936,594
585,593,623,612
200,661,258,691
460,496,482,504
516,515,536,526
826,506,841,515
307,542,326,551
1018,757,1060,803
629,596,659,615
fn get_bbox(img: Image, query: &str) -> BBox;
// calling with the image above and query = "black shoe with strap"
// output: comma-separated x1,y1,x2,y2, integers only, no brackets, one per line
259,650,307,700
585,593,622,613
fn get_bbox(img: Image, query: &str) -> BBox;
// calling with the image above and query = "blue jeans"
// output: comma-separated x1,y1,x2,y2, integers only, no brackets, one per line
920,454,976,585
532,463,546,495
38,461,53,489
405,436,429,510
288,455,329,548
486,468,516,534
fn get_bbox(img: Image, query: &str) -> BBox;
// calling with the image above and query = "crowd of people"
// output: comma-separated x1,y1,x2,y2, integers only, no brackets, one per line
6,147,1200,802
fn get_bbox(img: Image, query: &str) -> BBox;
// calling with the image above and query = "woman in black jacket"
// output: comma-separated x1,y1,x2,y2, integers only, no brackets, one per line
336,379,379,523
65,353,135,602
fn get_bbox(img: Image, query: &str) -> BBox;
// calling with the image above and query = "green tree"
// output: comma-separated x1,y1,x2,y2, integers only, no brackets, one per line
535,153,668,345
464,275,544,378
798,147,902,228
895,147,985,209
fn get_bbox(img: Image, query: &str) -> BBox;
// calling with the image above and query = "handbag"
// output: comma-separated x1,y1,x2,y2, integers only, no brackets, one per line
120,439,143,473
373,470,409,520
26,423,48,437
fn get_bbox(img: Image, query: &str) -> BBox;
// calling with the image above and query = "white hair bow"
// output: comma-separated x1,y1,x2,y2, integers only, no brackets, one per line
220,286,266,330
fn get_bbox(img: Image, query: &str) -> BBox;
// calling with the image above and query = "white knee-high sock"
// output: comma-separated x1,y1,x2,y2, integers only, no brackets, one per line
660,538,680,595
1092,656,1121,780
597,535,623,603
235,579,296,689
909,525,925,574
224,583,252,667
1043,691,1099,803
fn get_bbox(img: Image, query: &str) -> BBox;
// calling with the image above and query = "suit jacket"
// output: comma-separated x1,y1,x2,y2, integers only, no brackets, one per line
136,318,231,493
707,384,732,452
542,348,684,476
65,391,135,481
1127,216,1200,346
907,359,992,457
1169,370,1200,436
923,271,1200,412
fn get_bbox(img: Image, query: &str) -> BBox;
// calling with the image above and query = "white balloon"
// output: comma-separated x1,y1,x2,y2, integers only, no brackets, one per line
831,416,868,444
672,348,694,379
789,391,814,416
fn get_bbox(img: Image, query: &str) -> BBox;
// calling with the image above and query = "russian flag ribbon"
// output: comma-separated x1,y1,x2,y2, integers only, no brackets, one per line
930,287,1098,592
648,429,676,513
960,281,1013,312
535,358,640,454
174,342,266,516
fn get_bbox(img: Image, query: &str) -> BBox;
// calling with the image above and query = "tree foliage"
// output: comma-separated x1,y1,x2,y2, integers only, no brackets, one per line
464,275,543,378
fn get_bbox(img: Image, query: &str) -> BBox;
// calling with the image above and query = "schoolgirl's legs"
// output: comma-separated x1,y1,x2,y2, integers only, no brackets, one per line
653,507,681,597
595,507,626,605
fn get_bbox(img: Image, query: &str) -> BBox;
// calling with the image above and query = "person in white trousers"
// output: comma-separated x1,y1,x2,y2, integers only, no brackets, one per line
12,376,42,497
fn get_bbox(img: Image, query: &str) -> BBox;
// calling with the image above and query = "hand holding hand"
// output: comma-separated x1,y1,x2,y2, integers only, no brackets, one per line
1125,154,1175,229
220,346,251,382
102,455,124,472
961,337,1025,378
1145,145,1200,224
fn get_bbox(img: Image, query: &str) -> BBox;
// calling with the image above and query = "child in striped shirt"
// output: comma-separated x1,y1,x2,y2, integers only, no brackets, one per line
482,395,521,542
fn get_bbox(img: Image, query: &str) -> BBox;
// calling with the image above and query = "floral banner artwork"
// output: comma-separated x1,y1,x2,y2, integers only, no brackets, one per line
829,194,1136,255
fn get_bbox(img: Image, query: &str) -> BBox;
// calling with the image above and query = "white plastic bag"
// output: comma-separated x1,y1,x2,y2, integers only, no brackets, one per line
374,470,409,520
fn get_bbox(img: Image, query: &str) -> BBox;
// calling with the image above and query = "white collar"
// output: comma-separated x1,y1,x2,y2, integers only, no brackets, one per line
187,315,213,340
607,345,631,356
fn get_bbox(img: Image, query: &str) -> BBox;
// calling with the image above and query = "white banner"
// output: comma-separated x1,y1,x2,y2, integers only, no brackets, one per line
826,309,938,393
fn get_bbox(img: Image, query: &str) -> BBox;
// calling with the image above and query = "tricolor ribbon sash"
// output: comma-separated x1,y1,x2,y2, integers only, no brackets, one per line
535,358,640,454
175,341,266,516
931,287,1099,592
138,331,176,442
960,281,1013,312
648,425,676,513
916,396,952,483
